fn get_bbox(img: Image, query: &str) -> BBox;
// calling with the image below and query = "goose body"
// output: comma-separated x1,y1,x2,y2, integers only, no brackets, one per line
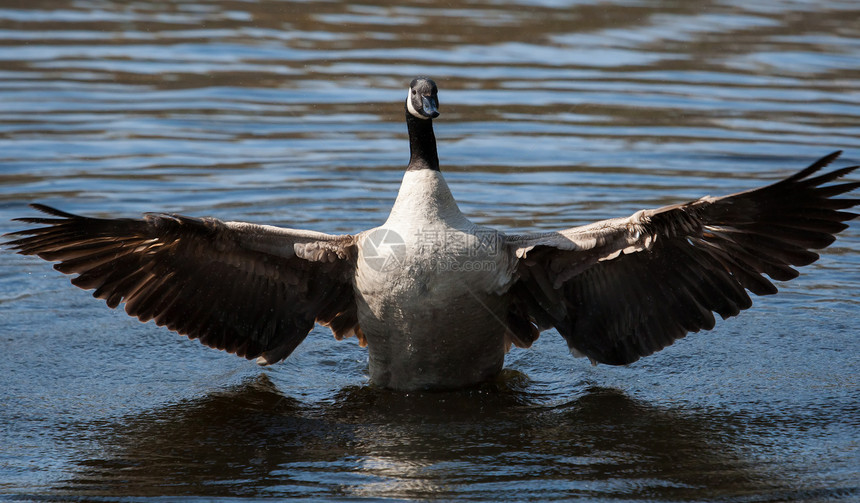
356,169,515,389
5,77,859,391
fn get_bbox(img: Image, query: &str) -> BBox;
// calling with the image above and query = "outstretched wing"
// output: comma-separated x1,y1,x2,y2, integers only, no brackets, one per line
507,152,859,365
5,204,360,364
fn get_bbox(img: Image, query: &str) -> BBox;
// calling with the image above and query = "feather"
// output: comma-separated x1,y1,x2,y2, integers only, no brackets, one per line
4,204,357,363
509,152,858,365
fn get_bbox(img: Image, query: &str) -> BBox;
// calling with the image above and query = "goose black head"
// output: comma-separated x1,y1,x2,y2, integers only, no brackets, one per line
406,77,439,120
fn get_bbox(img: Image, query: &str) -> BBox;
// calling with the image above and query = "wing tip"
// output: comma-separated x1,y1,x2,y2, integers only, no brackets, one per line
815,150,843,173
6,204,80,235
784,150,845,184
28,203,79,218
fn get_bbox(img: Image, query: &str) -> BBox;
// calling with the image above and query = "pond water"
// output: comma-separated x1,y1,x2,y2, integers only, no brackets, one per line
1,0,858,501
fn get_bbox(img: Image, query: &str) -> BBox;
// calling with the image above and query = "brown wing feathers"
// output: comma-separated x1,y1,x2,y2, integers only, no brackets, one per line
515,152,858,365
5,204,357,363
690,152,858,290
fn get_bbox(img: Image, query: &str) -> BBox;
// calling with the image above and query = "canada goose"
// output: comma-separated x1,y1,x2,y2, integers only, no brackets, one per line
5,77,859,391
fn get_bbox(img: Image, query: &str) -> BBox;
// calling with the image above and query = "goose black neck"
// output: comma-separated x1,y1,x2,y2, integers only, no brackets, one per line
406,112,439,171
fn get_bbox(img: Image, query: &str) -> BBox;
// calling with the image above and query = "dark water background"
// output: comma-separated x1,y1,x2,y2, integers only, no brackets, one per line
1,1,858,501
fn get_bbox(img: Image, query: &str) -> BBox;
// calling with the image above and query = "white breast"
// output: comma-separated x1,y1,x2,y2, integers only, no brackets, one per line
357,170,512,298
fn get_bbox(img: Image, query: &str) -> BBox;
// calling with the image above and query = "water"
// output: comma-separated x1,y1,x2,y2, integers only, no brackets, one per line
1,0,859,501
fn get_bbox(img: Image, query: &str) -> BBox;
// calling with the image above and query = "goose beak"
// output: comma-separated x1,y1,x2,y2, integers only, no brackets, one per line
422,96,440,118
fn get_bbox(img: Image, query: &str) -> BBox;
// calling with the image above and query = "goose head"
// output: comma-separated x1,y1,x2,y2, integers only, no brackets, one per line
406,77,439,120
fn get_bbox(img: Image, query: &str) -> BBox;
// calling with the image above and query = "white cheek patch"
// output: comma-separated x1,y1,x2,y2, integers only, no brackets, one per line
406,89,429,119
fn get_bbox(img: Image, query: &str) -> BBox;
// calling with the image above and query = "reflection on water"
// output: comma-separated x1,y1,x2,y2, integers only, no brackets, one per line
54,375,804,501
1,0,858,501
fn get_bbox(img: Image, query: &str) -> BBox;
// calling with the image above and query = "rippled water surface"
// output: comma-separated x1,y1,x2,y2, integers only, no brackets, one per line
1,1,859,501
